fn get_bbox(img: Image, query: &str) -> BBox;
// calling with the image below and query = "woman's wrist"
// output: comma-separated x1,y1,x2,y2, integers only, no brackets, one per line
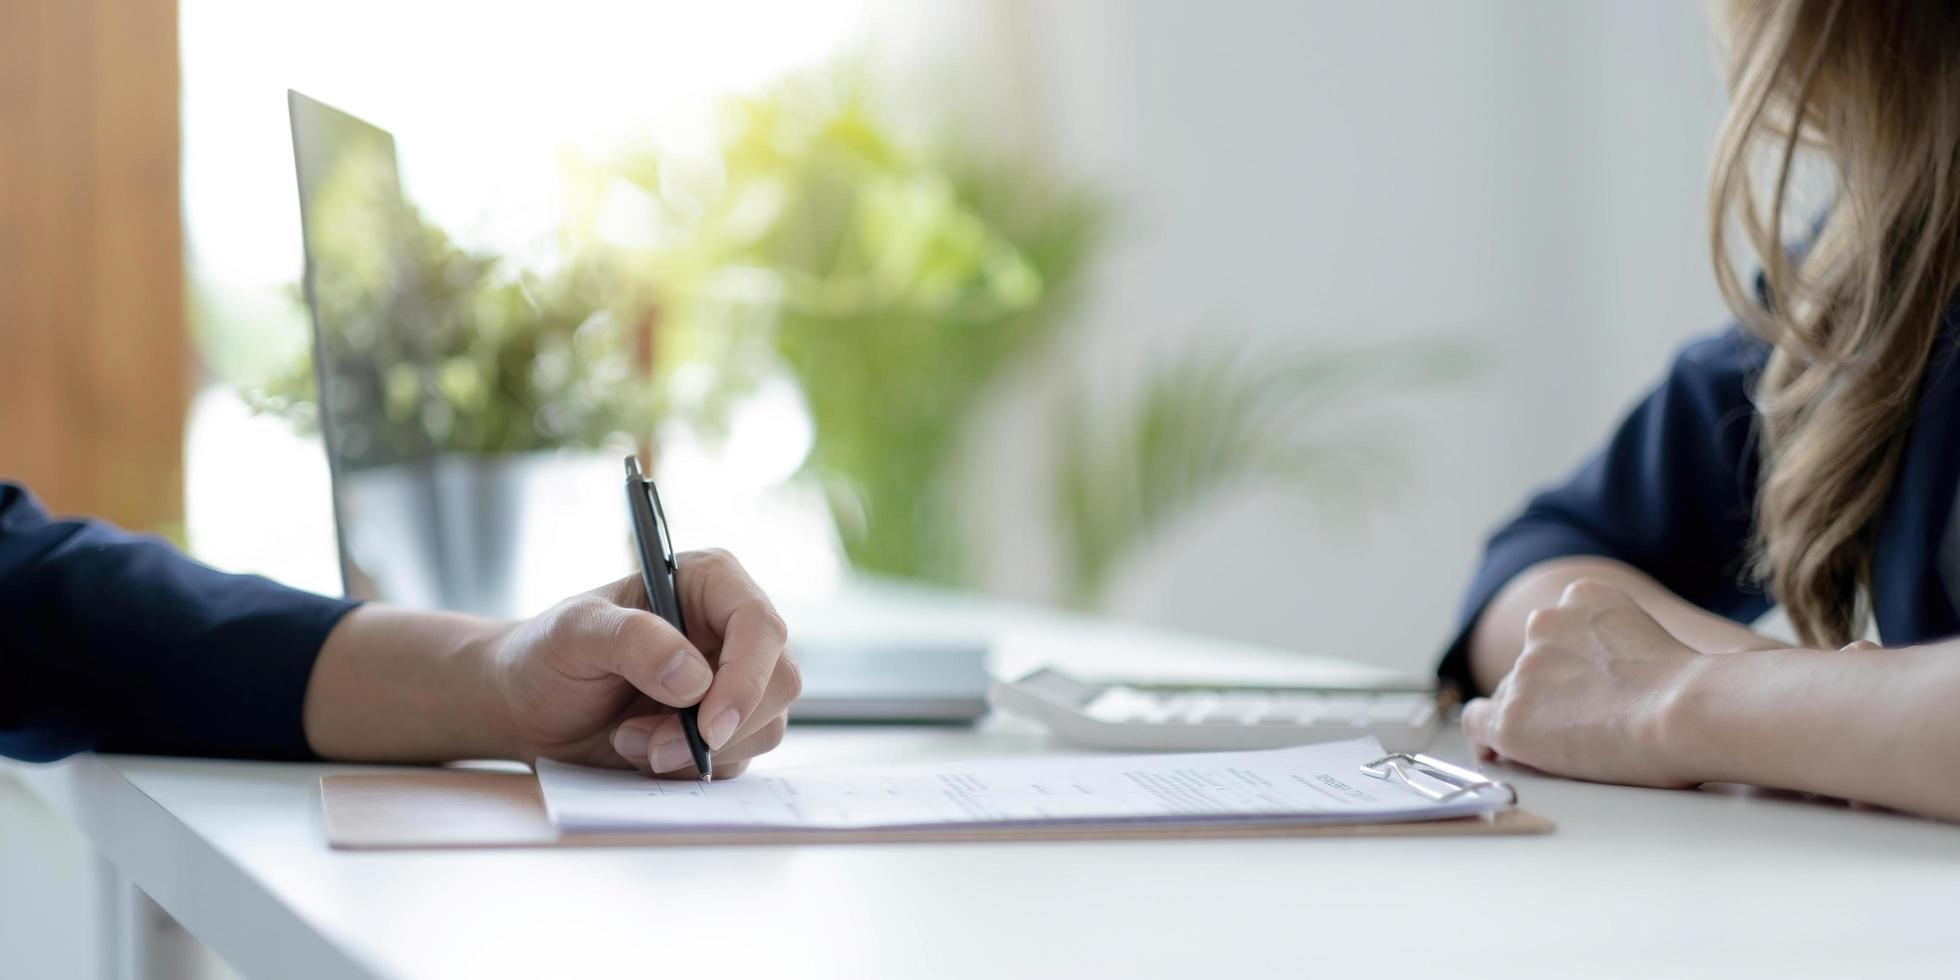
1649,651,1735,786
1652,645,1842,788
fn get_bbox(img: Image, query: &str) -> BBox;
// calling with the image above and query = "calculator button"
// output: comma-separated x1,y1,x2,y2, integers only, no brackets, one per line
1084,688,1159,723
1320,696,1369,723
1173,694,1220,724
1277,696,1324,725
1220,702,1272,725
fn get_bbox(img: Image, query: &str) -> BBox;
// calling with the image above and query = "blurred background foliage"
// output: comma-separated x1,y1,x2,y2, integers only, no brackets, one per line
594,75,1105,585
235,66,1470,602
1055,338,1477,606
246,155,652,470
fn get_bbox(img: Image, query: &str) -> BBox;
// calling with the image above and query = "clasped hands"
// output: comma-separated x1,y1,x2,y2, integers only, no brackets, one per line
1462,580,1710,787
1462,579,1875,789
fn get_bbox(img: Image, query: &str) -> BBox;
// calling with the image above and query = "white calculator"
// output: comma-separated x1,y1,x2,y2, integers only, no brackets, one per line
989,667,1445,754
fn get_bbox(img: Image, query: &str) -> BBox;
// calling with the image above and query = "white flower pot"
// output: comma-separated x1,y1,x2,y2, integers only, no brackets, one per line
336,450,629,618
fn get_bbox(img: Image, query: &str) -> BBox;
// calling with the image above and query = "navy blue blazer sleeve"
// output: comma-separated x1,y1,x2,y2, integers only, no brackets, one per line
0,483,358,762
1437,326,1776,696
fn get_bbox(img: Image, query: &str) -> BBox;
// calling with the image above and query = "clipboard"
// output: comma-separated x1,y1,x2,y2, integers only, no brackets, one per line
320,752,1553,849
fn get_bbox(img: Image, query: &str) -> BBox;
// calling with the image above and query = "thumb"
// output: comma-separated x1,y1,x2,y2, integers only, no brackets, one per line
544,596,712,708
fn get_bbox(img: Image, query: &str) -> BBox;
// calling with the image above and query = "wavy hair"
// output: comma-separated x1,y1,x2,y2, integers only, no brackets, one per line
1711,0,1960,646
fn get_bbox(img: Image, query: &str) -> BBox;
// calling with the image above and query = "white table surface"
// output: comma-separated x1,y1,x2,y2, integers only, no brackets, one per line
15,590,1960,980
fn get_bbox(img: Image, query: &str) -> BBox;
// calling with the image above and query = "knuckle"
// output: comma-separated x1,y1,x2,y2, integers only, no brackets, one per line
1502,676,1531,708
755,607,790,646
1487,711,1511,746
726,670,770,708
1522,606,1558,639
1490,692,1524,731
1475,700,1504,742
543,595,605,644
780,652,804,702
696,547,738,572
601,573,642,606
611,608,670,649
757,717,787,752
730,602,789,647
1510,644,1550,682
1560,578,1608,606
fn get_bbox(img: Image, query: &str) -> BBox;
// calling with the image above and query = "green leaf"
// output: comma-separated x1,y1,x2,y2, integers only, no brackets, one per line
1053,336,1478,605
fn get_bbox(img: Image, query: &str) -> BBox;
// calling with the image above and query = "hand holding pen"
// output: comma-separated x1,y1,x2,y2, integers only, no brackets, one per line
612,456,802,779
459,460,801,780
601,548,800,779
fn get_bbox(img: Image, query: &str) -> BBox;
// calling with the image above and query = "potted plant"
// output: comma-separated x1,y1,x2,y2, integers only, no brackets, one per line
606,77,1104,586
253,196,653,616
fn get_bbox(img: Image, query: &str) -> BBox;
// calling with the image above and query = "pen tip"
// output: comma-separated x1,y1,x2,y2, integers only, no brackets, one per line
701,773,713,784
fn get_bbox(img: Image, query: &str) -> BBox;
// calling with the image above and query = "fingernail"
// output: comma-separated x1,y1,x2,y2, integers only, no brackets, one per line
705,708,741,749
610,721,653,761
660,649,711,700
650,737,693,773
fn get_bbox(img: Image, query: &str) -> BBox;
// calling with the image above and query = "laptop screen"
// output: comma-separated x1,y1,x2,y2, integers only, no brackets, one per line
288,91,634,618
289,91,465,611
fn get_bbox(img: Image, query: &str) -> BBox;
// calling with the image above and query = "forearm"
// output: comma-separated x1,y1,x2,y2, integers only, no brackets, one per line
1468,557,1779,693
301,605,517,762
1668,643,1960,821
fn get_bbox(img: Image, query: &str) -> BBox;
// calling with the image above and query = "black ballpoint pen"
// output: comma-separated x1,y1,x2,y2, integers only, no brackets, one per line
623,455,713,781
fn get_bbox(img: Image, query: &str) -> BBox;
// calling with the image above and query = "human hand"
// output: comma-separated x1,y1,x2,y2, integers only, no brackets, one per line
486,550,799,779
1460,580,1705,789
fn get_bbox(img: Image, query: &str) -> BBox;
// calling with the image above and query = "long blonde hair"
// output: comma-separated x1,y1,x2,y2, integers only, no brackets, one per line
1711,0,1960,646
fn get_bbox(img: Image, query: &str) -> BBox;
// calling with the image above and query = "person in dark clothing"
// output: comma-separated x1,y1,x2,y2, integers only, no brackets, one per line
1,483,797,778
1445,0,1960,820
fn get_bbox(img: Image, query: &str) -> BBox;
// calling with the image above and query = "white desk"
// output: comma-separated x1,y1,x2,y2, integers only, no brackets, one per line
14,592,1960,979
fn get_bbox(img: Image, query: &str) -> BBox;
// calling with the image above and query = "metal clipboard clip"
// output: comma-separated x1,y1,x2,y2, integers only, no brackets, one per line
1361,752,1517,806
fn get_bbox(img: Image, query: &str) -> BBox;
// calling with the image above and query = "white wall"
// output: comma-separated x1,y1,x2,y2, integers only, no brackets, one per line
958,1,1733,673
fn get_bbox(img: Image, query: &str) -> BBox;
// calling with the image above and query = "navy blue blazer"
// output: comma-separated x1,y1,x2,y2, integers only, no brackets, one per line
0,483,357,761
1442,322,1960,695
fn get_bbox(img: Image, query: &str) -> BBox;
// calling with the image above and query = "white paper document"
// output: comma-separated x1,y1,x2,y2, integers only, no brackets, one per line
536,737,1509,835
